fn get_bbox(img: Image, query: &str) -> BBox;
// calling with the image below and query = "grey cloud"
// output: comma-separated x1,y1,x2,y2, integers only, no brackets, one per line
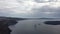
0,9,14,17
0,5,60,18
34,0,47,3
0,0,60,18
32,6,60,12
34,0,44,3
48,0,57,2
34,0,57,3
32,6,60,18
11,5,60,18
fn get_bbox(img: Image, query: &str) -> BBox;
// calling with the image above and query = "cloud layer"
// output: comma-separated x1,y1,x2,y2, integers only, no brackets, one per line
0,0,60,18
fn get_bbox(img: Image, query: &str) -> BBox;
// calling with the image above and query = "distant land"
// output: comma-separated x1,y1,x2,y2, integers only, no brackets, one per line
0,16,28,26
0,16,60,26
0,16,60,21
0,16,27,20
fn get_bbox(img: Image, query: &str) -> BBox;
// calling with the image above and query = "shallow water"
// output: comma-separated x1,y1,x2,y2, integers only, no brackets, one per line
9,19,60,34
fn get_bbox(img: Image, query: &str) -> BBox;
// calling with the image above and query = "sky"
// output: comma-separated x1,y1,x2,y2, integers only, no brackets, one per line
0,0,60,18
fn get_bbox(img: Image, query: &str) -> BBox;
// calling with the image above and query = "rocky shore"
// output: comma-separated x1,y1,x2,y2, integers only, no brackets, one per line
0,19,12,34
0,17,26,34
0,19,23,34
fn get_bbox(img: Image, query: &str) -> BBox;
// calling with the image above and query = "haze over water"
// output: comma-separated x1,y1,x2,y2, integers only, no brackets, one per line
10,19,60,34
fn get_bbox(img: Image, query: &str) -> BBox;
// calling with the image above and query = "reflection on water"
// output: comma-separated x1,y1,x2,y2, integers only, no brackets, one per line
9,19,60,34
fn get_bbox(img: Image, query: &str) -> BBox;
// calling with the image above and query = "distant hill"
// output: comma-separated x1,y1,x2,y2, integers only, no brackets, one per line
0,16,27,26
0,16,27,20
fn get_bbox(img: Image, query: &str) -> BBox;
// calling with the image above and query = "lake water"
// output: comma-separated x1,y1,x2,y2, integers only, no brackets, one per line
9,19,60,34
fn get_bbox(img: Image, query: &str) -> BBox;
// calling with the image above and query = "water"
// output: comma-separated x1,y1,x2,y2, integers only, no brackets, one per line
9,19,60,34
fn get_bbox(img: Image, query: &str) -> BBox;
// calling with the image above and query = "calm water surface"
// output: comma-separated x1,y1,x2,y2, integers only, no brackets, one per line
9,19,60,34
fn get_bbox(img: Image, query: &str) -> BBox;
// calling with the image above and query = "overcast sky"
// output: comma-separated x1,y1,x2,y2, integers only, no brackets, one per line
0,0,60,18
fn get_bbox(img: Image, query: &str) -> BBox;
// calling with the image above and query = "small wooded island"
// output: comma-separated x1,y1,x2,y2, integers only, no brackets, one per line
45,21,60,25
